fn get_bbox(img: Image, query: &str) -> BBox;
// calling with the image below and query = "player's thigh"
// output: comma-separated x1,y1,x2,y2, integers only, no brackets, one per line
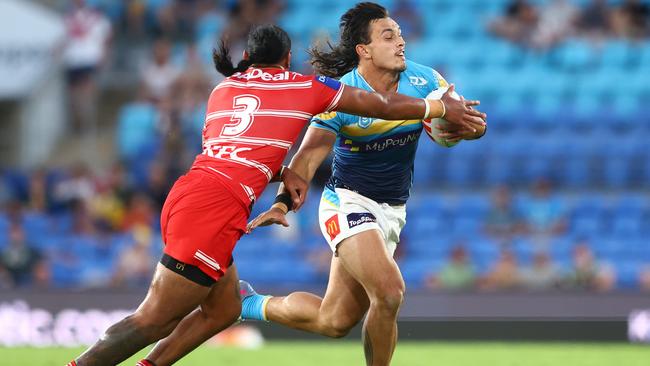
199,263,242,323
135,263,212,324
336,229,404,299
320,255,370,325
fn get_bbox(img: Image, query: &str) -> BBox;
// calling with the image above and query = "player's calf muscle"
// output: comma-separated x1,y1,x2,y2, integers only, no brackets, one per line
76,314,157,366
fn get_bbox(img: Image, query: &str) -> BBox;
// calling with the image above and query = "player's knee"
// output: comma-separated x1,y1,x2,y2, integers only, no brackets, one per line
371,284,405,314
321,316,358,338
206,303,241,331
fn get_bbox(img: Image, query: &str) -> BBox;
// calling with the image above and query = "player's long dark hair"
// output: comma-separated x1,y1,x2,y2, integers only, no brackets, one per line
213,24,292,77
309,2,388,78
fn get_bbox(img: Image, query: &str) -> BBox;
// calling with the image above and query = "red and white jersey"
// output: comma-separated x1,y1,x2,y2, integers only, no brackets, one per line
190,67,344,209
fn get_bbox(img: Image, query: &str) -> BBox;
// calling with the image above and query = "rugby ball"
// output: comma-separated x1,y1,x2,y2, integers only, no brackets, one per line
423,86,461,148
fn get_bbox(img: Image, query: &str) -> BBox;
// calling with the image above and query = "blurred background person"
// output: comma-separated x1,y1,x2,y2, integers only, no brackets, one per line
0,224,49,288
426,245,477,291
478,249,521,291
520,179,568,249
63,0,112,134
519,252,561,291
563,241,617,292
483,186,525,241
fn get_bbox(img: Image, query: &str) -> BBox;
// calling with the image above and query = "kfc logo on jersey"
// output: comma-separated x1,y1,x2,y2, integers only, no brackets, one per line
325,214,341,241
204,145,252,160
409,76,428,86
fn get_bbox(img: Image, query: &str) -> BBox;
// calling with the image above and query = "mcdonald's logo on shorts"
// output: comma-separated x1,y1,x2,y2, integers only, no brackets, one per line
325,214,340,241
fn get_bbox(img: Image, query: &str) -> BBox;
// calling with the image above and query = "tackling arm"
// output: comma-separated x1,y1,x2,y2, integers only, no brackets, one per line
273,127,337,213
335,84,486,132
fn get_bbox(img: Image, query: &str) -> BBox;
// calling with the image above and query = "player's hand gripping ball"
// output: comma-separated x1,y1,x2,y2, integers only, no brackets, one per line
422,86,461,148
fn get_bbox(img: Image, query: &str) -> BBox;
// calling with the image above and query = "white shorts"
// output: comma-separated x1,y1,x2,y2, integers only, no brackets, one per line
318,187,407,256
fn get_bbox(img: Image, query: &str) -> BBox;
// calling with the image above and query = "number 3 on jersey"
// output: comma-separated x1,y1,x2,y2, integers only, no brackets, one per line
221,94,261,137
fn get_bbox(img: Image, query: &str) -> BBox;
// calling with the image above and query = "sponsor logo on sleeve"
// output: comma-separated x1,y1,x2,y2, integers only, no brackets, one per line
347,213,377,229
315,75,342,90
325,214,341,240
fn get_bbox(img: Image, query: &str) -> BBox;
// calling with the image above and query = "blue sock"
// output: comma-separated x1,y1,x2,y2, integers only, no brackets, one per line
241,294,270,321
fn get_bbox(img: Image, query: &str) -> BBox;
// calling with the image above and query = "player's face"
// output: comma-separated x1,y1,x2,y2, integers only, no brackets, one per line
364,17,406,72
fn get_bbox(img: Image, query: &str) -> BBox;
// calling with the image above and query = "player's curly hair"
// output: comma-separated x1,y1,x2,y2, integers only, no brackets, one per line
309,2,388,78
213,24,292,77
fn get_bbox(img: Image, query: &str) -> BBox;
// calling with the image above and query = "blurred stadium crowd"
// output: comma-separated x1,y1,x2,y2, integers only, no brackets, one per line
0,0,649,292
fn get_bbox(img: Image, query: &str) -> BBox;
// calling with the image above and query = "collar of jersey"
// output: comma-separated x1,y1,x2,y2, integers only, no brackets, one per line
353,67,401,94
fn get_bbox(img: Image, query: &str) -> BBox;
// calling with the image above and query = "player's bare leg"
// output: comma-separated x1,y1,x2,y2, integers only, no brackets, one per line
335,229,405,366
144,264,242,366
245,229,403,366
73,263,211,366
262,254,370,338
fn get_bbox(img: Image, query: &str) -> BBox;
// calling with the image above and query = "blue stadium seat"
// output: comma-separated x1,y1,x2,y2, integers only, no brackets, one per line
552,39,598,71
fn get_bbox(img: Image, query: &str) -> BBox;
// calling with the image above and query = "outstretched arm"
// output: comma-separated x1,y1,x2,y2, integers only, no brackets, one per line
336,84,486,133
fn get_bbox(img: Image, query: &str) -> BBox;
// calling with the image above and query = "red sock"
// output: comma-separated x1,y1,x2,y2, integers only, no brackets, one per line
66,361,77,366
136,360,157,366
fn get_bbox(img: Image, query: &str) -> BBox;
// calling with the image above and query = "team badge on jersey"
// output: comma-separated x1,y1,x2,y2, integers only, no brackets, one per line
358,116,373,128
325,214,341,241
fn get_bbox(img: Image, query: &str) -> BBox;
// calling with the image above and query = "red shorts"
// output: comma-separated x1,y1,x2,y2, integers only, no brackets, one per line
160,170,248,282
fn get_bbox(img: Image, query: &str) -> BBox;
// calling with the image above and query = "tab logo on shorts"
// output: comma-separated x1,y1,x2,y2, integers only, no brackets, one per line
347,213,377,229
325,214,341,241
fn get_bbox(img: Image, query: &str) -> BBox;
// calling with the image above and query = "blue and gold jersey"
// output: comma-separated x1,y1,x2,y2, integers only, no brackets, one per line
310,60,448,205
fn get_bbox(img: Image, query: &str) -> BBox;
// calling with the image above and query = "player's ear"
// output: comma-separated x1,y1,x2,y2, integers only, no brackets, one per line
284,51,292,69
242,50,250,60
355,44,371,60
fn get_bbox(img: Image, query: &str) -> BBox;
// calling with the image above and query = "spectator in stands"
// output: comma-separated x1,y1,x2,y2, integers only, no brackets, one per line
0,224,48,287
0,176,12,208
143,162,171,212
519,252,561,291
391,0,424,42
172,44,212,155
612,0,650,39
563,241,616,292
426,245,477,291
479,249,520,291
532,0,579,49
488,0,539,47
520,179,567,248
90,163,132,231
63,0,112,134
71,199,98,235
112,226,156,288
27,169,50,213
53,163,97,208
121,192,156,231
639,265,650,292
141,38,181,101
578,0,613,39
116,85,160,162
484,186,524,241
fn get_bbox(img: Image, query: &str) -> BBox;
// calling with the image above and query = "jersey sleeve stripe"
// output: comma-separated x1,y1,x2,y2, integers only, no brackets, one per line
310,120,338,134
325,84,345,112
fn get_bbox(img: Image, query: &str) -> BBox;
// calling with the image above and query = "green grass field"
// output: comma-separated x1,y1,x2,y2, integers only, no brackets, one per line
2,341,649,366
